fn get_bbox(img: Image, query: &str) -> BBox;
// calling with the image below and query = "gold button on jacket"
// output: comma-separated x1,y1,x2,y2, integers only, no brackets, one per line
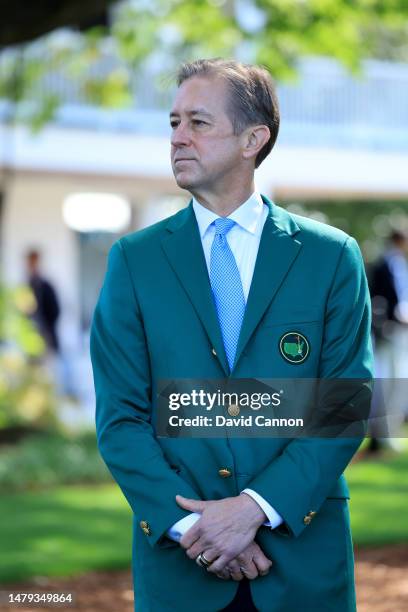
228,404,240,416
218,468,232,478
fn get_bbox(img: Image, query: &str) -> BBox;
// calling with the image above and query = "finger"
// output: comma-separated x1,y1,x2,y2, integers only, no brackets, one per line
210,555,229,581
214,568,230,580
239,559,258,580
175,495,207,513
179,516,206,550
207,555,232,575
180,527,201,551
252,550,273,576
185,537,208,560
225,560,244,582
200,548,219,566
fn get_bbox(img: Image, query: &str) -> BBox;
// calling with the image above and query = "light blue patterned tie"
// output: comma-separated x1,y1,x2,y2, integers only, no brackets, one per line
210,218,246,371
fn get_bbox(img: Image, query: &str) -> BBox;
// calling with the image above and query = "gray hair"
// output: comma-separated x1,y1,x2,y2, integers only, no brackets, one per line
176,58,280,168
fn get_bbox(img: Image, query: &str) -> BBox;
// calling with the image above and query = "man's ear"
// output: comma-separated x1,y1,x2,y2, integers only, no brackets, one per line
242,125,270,162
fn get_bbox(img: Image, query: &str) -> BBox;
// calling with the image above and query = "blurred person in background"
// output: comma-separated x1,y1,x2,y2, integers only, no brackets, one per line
25,248,75,400
369,229,408,453
25,248,60,354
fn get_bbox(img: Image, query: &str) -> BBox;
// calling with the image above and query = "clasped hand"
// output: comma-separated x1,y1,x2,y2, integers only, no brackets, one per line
176,494,273,580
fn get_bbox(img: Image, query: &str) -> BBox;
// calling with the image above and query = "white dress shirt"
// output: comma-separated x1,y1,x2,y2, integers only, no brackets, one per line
166,191,283,542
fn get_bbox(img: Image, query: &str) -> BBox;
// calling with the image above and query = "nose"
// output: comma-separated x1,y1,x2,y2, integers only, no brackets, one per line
171,121,192,148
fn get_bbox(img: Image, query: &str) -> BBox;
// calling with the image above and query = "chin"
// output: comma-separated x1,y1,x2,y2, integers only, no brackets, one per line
174,172,197,191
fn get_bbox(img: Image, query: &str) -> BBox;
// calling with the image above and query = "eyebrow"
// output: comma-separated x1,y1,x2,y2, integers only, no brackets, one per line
169,108,215,120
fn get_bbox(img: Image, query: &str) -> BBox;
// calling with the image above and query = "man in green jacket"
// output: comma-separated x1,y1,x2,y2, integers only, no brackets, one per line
90,58,373,611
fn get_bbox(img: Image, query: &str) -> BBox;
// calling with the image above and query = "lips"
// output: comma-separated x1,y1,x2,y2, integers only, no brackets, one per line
174,158,195,163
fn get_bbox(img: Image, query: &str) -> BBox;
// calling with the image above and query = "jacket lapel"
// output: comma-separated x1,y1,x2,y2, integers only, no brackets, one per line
233,196,302,371
161,202,229,375
161,196,302,376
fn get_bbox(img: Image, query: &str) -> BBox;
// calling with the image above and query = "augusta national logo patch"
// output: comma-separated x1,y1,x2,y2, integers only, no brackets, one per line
279,332,310,364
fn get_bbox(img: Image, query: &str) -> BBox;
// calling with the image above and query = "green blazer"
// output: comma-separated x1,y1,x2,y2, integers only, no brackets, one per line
90,196,373,612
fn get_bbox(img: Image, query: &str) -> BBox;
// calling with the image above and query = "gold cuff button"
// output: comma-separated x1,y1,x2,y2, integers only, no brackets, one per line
140,520,151,535
303,510,317,525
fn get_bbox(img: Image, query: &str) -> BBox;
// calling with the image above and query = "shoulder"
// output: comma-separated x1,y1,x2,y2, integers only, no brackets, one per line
282,207,361,260
272,205,364,274
113,205,190,255
288,209,349,247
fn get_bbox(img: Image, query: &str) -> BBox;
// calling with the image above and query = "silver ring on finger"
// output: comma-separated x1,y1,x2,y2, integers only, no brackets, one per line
196,552,212,568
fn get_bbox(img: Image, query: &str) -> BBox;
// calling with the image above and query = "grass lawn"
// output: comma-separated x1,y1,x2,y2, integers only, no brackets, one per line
0,484,132,583
0,445,407,583
347,443,408,547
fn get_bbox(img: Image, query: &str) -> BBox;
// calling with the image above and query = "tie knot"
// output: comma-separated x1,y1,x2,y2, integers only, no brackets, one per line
214,217,235,236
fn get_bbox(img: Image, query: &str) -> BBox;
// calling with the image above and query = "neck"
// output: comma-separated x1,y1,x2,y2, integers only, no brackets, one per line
190,179,256,217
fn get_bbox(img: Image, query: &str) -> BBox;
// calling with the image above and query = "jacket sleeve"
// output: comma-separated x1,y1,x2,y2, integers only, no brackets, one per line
90,239,201,548
246,236,374,538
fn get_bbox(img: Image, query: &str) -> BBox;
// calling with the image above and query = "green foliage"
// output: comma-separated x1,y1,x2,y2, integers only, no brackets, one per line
27,93,61,133
0,356,57,430
0,285,45,355
112,2,164,66
0,285,58,430
165,0,242,57
84,68,132,107
0,431,111,492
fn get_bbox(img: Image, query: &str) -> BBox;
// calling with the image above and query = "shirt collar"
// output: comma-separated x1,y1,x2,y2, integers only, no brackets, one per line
192,191,265,239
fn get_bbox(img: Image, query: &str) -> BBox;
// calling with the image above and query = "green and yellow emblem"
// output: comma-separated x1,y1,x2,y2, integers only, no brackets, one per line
279,332,310,364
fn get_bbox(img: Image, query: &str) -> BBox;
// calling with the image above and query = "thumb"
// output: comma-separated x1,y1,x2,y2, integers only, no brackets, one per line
175,495,207,513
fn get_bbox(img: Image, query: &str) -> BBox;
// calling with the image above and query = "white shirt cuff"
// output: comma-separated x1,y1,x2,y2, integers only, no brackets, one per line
166,512,201,542
241,488,283,529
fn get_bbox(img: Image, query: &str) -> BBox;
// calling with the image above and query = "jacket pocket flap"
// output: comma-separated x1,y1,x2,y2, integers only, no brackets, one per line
262,307,322,327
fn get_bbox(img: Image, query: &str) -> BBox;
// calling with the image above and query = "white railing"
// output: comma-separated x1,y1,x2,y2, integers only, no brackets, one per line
1,56,407,151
